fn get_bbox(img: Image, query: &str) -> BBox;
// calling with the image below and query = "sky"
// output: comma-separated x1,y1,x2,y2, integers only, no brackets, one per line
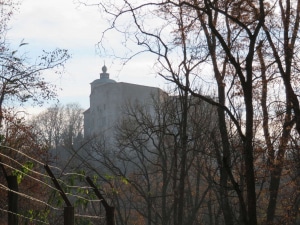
7,0,166,113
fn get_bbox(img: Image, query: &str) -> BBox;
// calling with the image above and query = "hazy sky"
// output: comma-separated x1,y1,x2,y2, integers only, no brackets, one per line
7,0,165,112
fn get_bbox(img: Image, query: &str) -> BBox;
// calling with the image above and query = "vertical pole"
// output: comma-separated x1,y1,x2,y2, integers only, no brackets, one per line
64,206,74,225
106,206,115,225
44,164,74,225
7,175,18,225
86,176,115,225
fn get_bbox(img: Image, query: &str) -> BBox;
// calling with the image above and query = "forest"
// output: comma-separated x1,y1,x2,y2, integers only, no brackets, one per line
0,0,300,225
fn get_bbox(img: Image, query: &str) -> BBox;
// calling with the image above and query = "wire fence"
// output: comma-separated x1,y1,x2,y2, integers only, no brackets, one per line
0,145,114,225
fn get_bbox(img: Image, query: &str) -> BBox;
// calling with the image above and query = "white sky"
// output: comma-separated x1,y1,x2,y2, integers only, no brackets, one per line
7,0,166,113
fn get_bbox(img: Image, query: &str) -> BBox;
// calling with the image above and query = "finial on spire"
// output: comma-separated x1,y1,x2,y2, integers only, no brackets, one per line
100,64,109,79
102,65,107,73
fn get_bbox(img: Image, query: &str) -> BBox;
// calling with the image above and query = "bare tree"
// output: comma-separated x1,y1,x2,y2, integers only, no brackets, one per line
0,0,70,126
79,0,300,224
0,0,70,222
29,103,84,166
81,93,222,225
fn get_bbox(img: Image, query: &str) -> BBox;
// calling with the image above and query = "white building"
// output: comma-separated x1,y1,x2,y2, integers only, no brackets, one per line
84,65,163,141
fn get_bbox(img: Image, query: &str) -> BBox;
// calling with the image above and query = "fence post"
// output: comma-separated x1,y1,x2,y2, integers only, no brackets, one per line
106,206,115,225
86,176,115,225
64,206,74,225
44,164,74,225
7,175,18,225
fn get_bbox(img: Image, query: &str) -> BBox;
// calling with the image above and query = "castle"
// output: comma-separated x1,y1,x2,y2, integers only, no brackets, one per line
83,65,163,142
